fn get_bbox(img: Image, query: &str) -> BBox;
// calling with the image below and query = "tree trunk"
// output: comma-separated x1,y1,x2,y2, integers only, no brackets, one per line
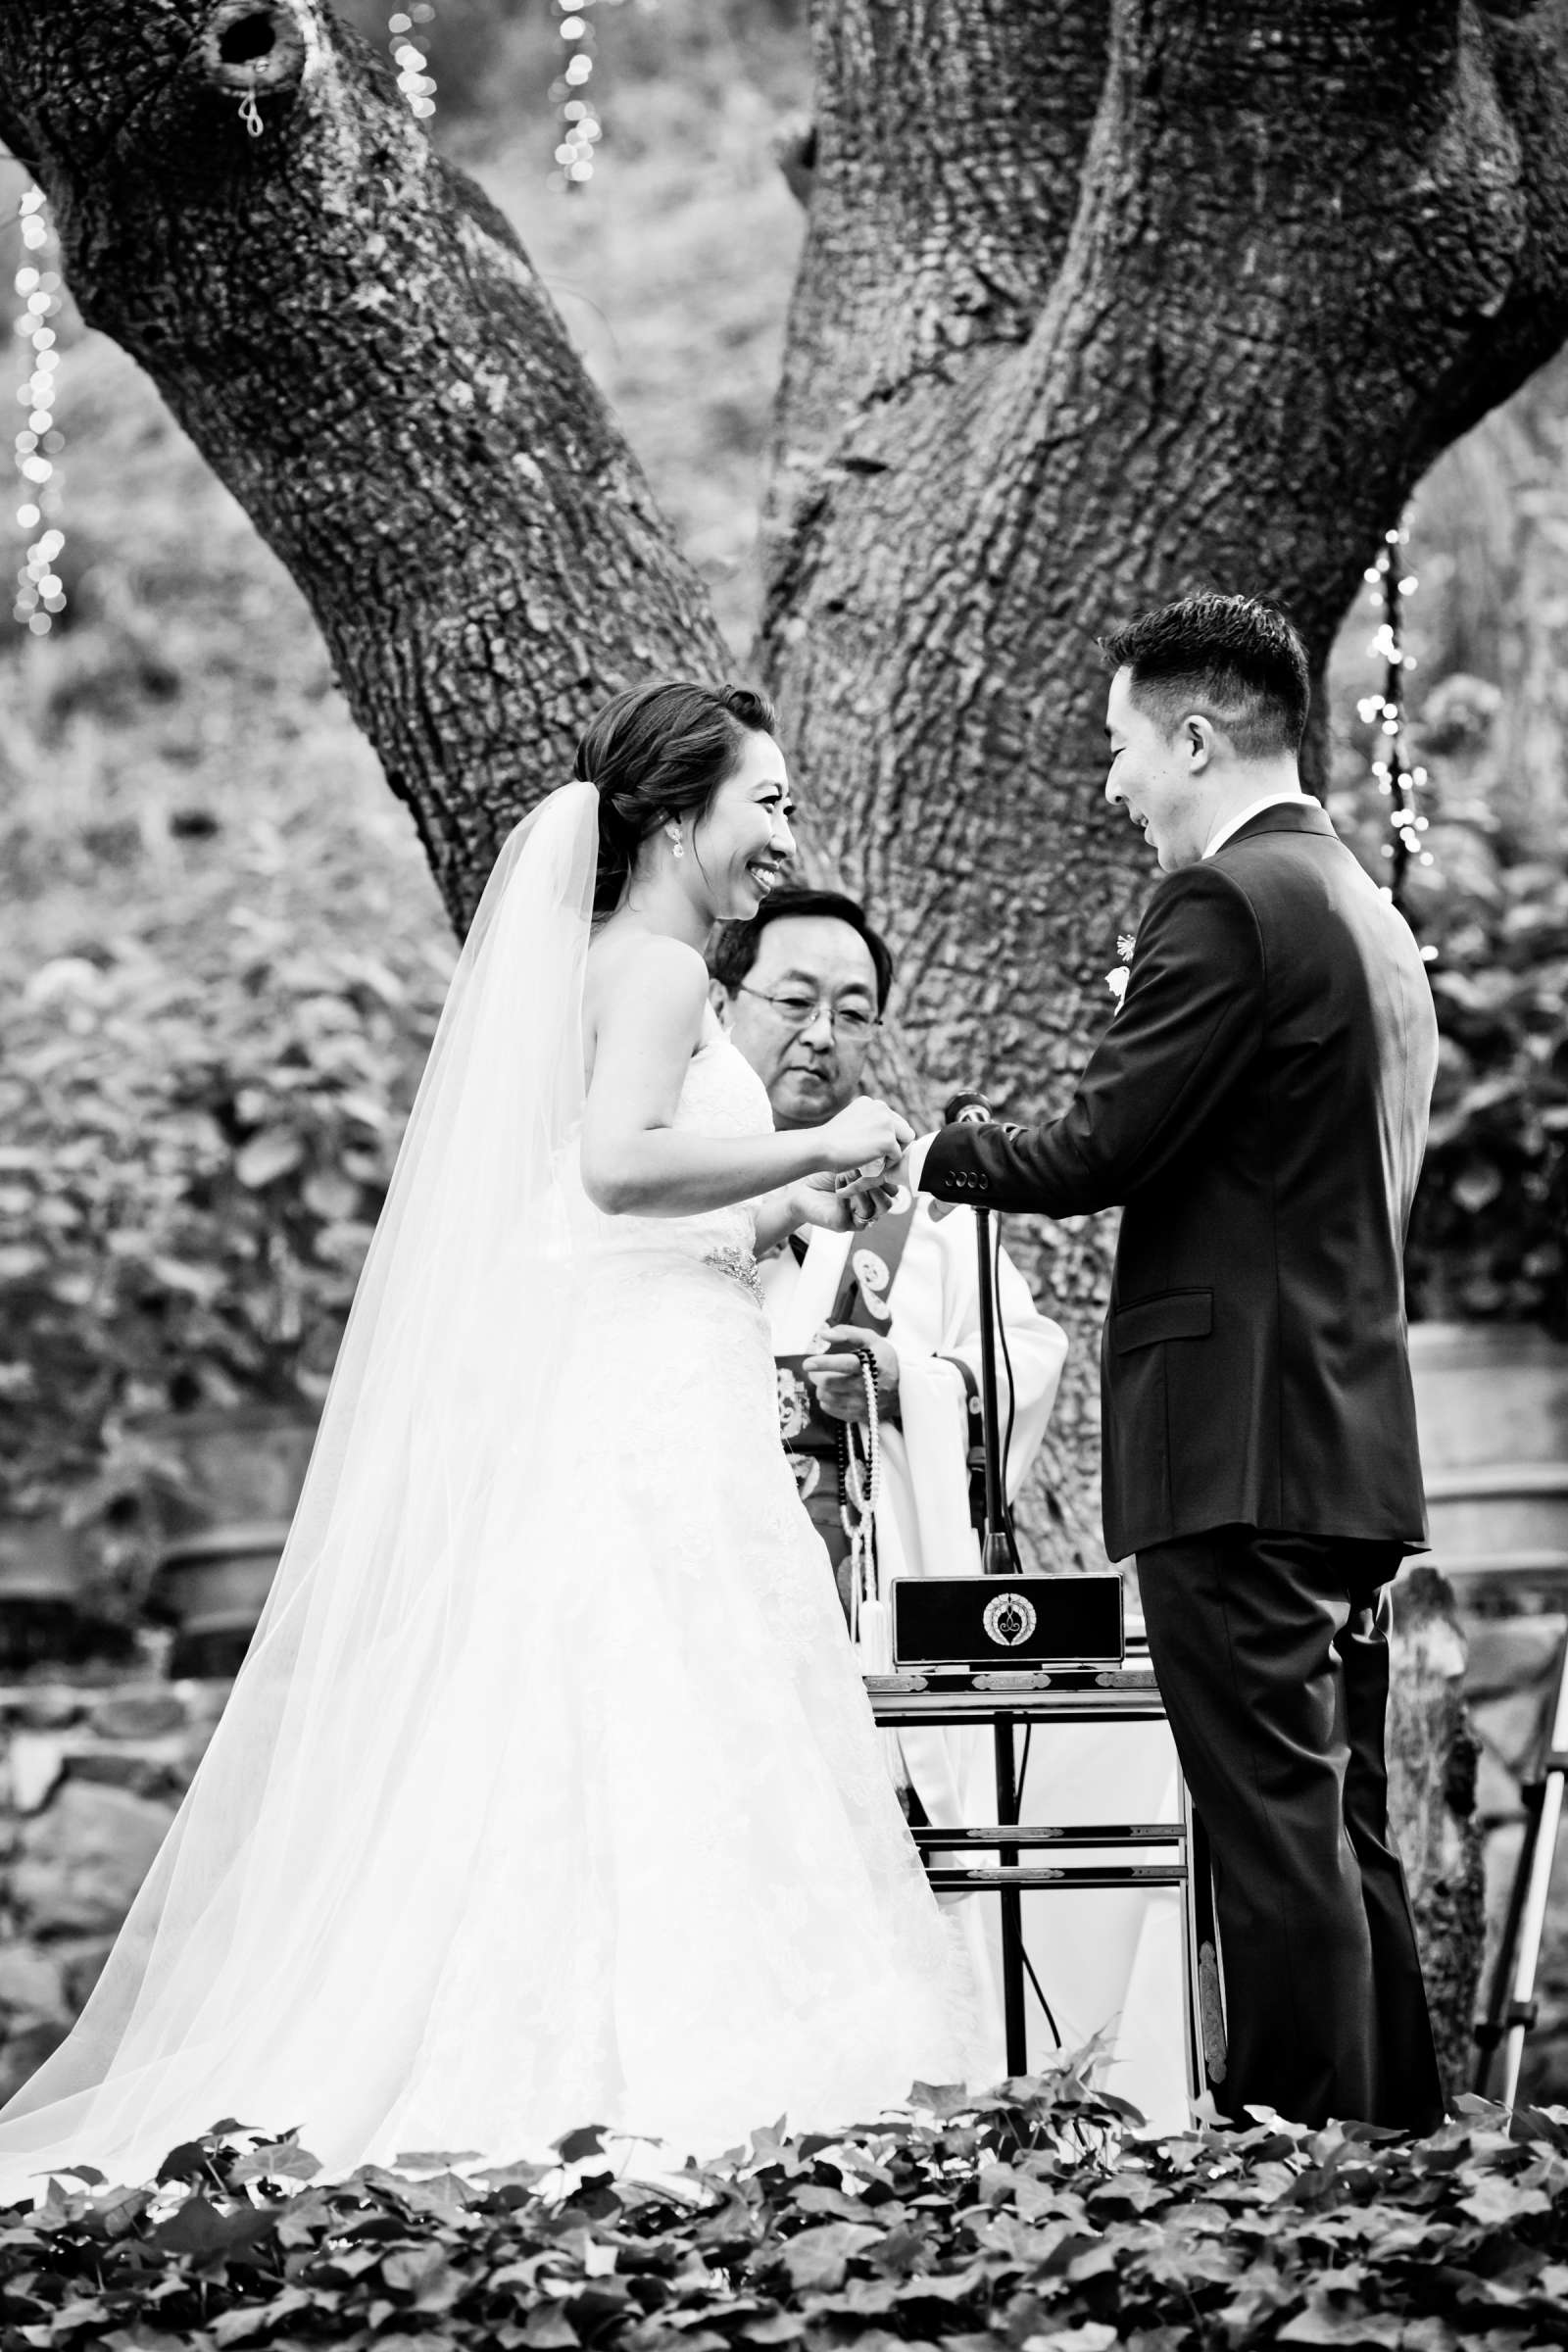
7,0,1566,2083
760,0,1568,1559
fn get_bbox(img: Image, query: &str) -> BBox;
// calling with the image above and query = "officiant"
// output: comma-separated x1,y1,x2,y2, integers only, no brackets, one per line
708,885,1067,1816
711,889,1188,2121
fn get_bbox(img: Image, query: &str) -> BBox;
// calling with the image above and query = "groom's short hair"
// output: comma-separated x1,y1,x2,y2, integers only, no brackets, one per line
1102,594,1310,760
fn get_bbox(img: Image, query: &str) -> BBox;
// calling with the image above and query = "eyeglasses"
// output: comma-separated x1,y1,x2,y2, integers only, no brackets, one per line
736,985,882,1042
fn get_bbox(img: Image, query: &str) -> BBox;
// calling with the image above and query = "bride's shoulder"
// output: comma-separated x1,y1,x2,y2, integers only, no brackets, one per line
585,926,709,1025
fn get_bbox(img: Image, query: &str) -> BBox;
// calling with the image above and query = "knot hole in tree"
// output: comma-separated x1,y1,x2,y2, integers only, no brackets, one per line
200,0,313,96
219,14,277,66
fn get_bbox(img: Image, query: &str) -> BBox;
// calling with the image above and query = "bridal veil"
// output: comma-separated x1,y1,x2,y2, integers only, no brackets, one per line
0,783,601,2185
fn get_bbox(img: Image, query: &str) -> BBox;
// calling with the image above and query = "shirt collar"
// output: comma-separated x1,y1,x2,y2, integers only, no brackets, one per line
1202,790,1317,860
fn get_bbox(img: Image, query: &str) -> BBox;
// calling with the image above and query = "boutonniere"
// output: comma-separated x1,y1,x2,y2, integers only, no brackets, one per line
1105,932,1136,1013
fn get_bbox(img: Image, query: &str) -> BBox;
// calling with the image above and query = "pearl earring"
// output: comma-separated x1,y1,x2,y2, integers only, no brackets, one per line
664,824,684,860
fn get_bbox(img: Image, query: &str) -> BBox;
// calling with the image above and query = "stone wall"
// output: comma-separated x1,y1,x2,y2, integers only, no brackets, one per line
0,1675,227,2106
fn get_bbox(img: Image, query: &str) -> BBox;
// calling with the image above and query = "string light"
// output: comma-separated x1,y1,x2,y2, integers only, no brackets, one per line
387,2,438,120
550,0,605,191
1357,521,1432,909
12,184,68,637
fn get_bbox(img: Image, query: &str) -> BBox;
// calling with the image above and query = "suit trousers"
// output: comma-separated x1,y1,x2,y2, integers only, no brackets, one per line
1136,1527,1446,2132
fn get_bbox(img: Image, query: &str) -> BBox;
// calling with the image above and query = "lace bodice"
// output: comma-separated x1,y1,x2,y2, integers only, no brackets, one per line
577,1028,774,1267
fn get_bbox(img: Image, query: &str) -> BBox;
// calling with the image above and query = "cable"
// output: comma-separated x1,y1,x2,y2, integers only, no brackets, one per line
993,1217,1022,1568
1020,1939,1063,2050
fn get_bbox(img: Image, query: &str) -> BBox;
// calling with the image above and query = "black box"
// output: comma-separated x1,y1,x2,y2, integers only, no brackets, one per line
891,1575,1124,1669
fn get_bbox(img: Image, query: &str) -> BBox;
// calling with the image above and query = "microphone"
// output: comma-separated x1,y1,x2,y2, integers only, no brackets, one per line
943,1090,993,1127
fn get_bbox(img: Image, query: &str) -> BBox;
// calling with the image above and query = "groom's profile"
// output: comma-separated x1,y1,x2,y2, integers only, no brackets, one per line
911,592,1446,2132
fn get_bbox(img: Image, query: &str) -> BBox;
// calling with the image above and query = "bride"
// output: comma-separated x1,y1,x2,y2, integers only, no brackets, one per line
0,680,984,2195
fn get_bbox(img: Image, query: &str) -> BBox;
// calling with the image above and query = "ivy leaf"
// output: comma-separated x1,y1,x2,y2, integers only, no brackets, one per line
518,2300,580,2347
777,2223,883,2291
211,2286,318,2345
1086,2172,1170,2216
381,2242,455,2298
1065,2241,1119,2283
793,2183,880,2223
893,2264,986,2305
1021,2327,1119,2352
1277,2297,1403,2345
227,2136,320,2184
36,2297,109,2338
143,2195,273,2259
475,2158,558,2196
868,2222,928,2278
152,2140,221,2185
1457,2173,1552,2226
744,2316,806,2343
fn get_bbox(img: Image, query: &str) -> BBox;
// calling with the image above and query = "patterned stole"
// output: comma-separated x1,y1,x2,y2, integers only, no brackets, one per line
776,1193,918,1615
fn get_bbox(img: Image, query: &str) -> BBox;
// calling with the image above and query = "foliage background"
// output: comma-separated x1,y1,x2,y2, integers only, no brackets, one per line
1,0,1564,1545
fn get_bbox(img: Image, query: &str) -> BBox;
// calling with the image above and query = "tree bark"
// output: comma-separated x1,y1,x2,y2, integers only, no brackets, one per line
0,0,729,926
760,0,1568,1559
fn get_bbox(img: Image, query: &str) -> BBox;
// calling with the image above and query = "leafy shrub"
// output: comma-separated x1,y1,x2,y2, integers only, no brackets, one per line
1404,852,1568,1333
4,2071,1568,2349
0,830,451,1530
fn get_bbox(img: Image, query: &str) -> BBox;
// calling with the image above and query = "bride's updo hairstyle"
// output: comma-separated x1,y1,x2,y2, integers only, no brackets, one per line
575,678,779,917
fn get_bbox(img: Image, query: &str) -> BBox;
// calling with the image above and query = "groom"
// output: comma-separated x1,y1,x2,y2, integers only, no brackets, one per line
906,592,1446,2132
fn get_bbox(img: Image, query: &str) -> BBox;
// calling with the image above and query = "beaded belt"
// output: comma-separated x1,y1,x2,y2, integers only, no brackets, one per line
704,1246,765,1308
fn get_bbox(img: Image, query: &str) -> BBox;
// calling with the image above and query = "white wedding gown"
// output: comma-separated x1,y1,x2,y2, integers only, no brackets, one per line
0,1019,981,2193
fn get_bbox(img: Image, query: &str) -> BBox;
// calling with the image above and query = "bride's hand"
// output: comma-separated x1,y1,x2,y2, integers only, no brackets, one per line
818,1097,913,1175
793,1168,899,1234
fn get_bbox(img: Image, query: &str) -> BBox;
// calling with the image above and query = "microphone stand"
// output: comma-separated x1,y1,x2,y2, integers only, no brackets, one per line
973,1193,1023,1582
949,1100,1029,2073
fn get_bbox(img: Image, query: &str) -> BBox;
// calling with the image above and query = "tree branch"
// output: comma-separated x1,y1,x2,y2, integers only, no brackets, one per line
0,0,729,927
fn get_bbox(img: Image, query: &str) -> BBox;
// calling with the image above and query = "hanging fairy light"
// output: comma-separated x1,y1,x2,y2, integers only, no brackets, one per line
550,0,605,191
1357,521,1432,909
387,1,438,120
12,183,68,637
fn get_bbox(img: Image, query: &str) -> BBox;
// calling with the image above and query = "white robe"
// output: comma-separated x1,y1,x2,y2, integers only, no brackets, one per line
761,1202,1189,2129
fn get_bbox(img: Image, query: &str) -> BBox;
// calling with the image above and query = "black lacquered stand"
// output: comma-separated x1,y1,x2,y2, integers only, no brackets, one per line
894,1129,1224,2093
865,1659,1224,2097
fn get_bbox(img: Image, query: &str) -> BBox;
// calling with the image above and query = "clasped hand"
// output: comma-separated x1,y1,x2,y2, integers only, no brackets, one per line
793,1097,913,1233
805,1325,900,1426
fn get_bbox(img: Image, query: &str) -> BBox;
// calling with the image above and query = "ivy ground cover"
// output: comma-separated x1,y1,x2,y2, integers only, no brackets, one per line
3,2061,1568,2351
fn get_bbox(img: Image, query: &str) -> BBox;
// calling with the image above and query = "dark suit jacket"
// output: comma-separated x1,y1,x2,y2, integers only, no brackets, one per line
919,804,1439,1558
